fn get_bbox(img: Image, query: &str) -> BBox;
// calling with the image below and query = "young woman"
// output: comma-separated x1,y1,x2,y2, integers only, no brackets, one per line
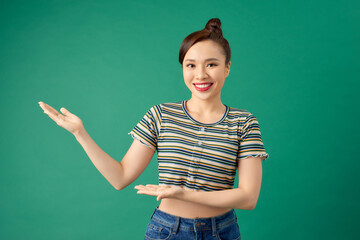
38,18,269,240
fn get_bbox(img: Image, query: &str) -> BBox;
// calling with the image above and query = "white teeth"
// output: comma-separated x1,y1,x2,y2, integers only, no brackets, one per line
195,84,212,88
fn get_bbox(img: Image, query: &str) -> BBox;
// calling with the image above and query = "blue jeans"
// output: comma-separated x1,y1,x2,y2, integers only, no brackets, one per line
144,207,241,240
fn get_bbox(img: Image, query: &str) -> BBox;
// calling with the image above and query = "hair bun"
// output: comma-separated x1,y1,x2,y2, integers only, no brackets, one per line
179,17,231,65
205,18,223,37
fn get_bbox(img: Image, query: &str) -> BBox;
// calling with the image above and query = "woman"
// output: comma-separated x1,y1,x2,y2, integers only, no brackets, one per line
38,18,269,240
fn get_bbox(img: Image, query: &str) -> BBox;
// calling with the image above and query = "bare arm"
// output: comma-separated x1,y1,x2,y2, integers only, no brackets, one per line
39,101,155,191
75,129,155,190
175,156,263,210
135,155,264,210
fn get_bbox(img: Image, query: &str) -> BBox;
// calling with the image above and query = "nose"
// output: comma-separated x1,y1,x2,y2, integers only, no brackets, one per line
196,65,208,79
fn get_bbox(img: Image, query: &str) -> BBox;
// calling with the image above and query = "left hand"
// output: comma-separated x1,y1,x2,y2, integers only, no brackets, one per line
134,184,185,201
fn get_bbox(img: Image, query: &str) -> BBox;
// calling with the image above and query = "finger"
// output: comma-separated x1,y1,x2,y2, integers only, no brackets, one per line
60,107,73,117
46,112,60,123
136,184,157,189
38,101,46,109
136,190,158,197
135,185,153,191
146,184,158,187
39,103,49,113
41,102,62,117
39,102,54,112
41,103,65,123
145,186,160,192
45,110,64,125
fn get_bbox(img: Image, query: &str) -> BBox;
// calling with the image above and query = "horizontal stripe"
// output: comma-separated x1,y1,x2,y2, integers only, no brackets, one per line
128,100,269,191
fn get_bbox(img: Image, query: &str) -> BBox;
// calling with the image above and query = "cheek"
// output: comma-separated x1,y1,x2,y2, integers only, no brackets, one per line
215,71,226,81
218,70,227,81
183,71,192,81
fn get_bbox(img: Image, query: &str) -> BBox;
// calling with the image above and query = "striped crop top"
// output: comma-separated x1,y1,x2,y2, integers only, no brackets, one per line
128,100,269,192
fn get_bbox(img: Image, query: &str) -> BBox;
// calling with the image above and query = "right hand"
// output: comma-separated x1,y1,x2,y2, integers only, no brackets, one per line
38,101,84,136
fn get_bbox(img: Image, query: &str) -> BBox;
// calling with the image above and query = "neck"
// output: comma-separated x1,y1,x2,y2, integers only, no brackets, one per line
186,96,225,115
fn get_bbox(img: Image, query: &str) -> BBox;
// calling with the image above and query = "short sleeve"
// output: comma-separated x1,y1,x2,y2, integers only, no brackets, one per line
128,105,162,151
238,113,269,161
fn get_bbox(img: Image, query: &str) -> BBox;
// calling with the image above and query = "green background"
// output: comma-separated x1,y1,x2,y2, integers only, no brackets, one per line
1,0,359,239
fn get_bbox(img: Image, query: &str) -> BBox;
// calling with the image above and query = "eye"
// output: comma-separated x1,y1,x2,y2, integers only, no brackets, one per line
185,63,217,68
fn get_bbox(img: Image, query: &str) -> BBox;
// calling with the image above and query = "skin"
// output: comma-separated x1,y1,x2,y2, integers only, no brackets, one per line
134,40,264,217
182,39,231,123
135,39,232,200
38,102,83,135
38,39,264,219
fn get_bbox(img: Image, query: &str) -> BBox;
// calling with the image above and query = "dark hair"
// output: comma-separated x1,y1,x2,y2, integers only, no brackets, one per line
179,18,231,66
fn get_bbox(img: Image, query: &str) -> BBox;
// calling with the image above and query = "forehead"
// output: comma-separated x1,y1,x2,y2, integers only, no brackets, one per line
184,40,225,61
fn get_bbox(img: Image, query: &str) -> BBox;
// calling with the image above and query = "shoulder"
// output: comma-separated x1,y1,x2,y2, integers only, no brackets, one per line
147,101,183,119
150,101,183,112
227,106,253,121
226,106,264,132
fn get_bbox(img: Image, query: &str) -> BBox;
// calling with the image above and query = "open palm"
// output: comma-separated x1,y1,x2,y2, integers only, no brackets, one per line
134,184,186,201
38,101,84,135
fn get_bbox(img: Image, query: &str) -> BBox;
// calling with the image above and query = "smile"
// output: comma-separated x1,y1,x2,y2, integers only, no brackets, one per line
193,83,213,92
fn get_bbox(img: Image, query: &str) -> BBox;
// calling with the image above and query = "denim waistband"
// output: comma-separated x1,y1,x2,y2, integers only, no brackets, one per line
150,206,237,235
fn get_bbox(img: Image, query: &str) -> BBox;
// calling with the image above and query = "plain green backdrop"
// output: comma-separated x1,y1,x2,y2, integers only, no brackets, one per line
1,0,359,239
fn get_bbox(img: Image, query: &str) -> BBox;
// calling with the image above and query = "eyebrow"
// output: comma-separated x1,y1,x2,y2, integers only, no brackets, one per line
184,58,221,62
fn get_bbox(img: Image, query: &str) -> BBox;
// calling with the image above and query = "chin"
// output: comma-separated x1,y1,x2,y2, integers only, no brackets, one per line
193,94,213,101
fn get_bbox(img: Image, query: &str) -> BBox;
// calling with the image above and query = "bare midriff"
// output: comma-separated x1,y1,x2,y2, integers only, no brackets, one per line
158,194,233,219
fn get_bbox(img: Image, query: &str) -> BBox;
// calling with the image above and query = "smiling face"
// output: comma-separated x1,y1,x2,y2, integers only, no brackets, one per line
182,39,231,102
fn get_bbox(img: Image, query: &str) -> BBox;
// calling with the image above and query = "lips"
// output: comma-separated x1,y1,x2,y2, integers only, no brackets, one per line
193,82,213,92
193,82,213,85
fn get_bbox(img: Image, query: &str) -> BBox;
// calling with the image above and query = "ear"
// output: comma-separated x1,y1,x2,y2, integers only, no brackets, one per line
225,61,231,77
